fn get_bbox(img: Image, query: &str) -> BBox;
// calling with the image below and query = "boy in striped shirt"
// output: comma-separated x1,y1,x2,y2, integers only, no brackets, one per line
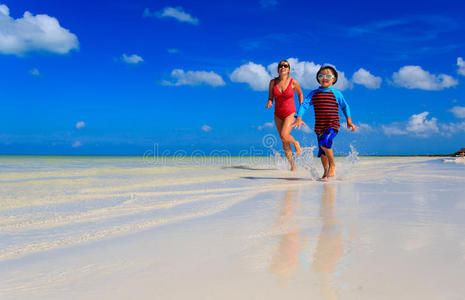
293,64,357,180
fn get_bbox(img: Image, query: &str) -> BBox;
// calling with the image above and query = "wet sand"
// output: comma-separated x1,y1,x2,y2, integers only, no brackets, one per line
0,156,464,299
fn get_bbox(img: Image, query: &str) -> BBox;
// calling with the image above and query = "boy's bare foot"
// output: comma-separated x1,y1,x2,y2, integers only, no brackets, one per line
294,141,302,155
327,165,336,178
320,166,336,180
321,168,328,179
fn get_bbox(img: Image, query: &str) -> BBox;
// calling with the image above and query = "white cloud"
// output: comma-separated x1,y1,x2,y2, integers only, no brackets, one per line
439,121,465,135
381,124,407,136
458,57,465,76
333,71,352,91
201,125,212,132
449,106,465,118
268,58,352,90
406,112,439,137
258,122,274,130
75,121,85,129
72,141,82,148
392,66,458,90
121,53,143,64
231,58,351,91
382,112,439,137
0,4,8,16
267,58,321,90
231,58,358,91
382,111,465,138
358,123,375,132
230,62,272,91
144,7,199,25
29,68,40,76
352,68,382,89
342,122,375,134
260,0,278,8
0,4,79,56
163,69,225,87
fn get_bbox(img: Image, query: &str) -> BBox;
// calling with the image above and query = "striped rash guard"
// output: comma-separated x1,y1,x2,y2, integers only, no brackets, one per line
295,86,351,134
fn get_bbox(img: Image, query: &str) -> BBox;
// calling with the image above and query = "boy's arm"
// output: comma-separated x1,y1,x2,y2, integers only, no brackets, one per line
293,90,314,129
334,89,357,132
346,117,357,132
295,90,314,118
333,89,351,119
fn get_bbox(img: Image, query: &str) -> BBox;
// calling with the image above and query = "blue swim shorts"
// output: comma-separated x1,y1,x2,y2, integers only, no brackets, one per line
316,128,338,157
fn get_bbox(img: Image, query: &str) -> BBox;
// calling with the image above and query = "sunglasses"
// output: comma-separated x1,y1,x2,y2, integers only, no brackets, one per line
278,64,289,68
318,74,334,80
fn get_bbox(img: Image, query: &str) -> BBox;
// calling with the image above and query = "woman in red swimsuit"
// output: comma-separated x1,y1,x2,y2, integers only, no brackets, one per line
266,60,304,171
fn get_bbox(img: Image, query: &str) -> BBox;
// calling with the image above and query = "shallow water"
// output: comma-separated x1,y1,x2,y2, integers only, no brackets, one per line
0,155,464,299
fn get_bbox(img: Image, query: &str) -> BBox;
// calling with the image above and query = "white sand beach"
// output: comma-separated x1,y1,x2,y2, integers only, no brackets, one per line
0,155,464,299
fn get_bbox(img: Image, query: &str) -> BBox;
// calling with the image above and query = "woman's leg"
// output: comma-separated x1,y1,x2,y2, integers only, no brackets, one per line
280,115,302,155
275,115,296,171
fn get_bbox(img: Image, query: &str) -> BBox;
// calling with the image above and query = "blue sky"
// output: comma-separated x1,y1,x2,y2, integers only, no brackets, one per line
1,0,465,155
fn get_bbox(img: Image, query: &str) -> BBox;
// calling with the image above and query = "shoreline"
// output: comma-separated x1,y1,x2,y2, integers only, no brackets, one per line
0,154,461,158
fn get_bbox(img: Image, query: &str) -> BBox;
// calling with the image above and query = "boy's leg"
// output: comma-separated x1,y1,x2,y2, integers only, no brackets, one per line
317,134,328,179
320,154,329,179
318,129,338,180
321,146,336,179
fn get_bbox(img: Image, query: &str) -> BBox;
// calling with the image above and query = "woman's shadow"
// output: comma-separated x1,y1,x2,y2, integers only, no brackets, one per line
269,188,302,282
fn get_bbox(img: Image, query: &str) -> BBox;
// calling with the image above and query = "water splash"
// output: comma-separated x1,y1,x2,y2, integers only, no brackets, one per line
336,144,360,180
295,146,320,179
270,146,320,179
344,144,360,167
271,149,289,170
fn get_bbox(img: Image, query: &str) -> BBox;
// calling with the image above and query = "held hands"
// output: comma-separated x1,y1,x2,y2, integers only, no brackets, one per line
293,117,307,129
265,99,273,108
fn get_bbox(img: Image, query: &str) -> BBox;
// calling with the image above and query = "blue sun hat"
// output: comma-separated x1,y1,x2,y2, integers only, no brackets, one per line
316,63,338,84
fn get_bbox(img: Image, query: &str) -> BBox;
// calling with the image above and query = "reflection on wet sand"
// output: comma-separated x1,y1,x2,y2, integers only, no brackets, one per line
312,183,343,300
270,189,301,283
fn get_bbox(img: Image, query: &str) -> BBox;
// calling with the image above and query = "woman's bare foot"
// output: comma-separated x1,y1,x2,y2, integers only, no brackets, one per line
290,163,296,171
294,141,302,155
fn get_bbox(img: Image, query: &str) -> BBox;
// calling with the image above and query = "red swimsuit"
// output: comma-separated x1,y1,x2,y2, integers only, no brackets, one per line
273,78,296,120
